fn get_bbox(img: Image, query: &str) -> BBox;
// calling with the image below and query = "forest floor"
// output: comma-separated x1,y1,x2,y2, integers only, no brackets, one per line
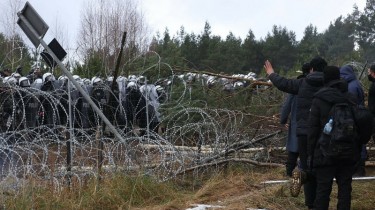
137,158,375,210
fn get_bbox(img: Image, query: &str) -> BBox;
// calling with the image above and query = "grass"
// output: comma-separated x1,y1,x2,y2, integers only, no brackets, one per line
1,164,375,209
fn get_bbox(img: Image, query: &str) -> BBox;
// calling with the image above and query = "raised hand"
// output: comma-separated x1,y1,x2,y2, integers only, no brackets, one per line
264,60,274,76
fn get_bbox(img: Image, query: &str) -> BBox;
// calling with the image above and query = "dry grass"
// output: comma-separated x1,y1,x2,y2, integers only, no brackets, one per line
2,164,375,209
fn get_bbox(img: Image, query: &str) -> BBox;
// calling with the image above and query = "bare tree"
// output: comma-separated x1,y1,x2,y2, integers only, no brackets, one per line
0,0,25,70
0,0,23,38
77,0,150,76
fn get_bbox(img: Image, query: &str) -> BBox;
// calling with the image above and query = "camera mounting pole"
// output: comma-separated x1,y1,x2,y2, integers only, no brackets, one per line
17,2,126,143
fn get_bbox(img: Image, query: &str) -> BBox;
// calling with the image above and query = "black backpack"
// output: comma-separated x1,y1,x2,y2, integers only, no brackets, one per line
318,102,359,160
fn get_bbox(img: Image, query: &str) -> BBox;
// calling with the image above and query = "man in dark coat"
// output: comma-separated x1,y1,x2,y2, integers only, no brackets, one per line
280,63,311,177
368,64,375,153
307,66,360,210
264,57,327,209
368,64,375,122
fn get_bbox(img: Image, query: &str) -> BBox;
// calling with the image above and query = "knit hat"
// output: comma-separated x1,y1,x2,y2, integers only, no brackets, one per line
309,56,327,72
301,63,311,75
323,66,340,84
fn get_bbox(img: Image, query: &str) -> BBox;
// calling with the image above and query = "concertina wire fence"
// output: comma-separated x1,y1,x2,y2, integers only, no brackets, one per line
0,46,367,192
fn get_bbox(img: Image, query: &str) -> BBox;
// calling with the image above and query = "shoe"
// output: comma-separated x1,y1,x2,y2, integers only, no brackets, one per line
290,169,306,197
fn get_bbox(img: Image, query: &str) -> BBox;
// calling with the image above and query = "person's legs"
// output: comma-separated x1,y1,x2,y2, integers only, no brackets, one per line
286,151,299,177
353,145,367,176
298,135,308,170
314,166,335,210
335,163,354,210
297,135,316,208
304,172,317,209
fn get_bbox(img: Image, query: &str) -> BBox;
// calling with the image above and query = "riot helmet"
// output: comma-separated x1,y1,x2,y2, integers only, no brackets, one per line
43,72,55,82
19,77,31,87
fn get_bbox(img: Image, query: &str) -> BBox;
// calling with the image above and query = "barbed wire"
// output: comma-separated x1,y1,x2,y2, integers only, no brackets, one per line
3,48,363,194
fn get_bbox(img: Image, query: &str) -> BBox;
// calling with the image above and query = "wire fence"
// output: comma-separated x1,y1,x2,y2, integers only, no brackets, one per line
0,49,304,193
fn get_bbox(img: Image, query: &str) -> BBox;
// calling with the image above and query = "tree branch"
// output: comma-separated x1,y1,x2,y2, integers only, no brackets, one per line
176,158,283,175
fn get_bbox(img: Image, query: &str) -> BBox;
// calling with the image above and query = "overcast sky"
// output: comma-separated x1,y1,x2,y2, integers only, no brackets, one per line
21,0,367,48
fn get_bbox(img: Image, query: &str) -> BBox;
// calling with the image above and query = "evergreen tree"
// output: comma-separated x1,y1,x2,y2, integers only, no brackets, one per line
153,28,182,66
356,0,375,61
298,24,320,63
198,22,212,69
318,16,356,64
215,32,243,74
262,25,297,72
180,32,199,68
204,35,222,72
242,30,263,73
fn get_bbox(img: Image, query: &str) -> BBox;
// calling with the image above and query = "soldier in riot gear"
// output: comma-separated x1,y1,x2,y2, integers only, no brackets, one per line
40,72,59,127
90,77,108,129
18,77,40,129
105,76,122,133
0,77,17,132
139,82,161,136
124,81,146,135
73,75,94,130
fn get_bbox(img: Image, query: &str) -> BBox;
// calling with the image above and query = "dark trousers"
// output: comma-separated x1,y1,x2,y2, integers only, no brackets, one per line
298,134,308,170
298,134,316,208
314,162,354,210
286,151,299,177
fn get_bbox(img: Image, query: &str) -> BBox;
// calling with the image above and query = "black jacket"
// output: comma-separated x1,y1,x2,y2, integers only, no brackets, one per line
307,79,360,167
368,75,375,115
269,71,324,135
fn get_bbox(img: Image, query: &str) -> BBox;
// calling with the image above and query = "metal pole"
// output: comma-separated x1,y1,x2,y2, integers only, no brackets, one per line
145,78,150,139
261,176,375,184
17,14,126,143
66,78,73,184
65,129,71,186
96,125,103,179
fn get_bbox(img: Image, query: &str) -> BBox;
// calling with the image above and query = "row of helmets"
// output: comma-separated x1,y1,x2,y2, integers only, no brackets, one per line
1,72,22,84
1,72,167,94
2,72,55,88
176,71,258,86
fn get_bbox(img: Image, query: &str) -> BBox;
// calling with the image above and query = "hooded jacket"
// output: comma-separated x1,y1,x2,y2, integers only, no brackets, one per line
269,71,324,135
307,79,360,167
340,65,365,105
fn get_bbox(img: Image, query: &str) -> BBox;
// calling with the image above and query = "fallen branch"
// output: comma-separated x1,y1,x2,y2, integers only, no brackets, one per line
172,67,272,87
200,130,283,164
176,158,283,175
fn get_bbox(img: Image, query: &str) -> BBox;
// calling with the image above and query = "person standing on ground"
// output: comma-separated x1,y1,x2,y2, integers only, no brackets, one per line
307,66,360,209
368,64,375,113
340,65,367,177
264,57,327,210
367,64,375,145
280,63,310,177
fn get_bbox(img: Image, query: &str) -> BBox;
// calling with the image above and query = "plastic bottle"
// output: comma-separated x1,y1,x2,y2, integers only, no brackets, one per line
323,118,333,134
